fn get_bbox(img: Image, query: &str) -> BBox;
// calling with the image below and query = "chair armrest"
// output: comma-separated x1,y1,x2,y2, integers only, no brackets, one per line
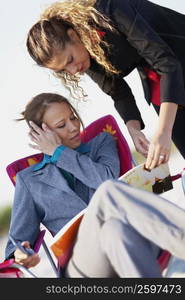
33,229,46,253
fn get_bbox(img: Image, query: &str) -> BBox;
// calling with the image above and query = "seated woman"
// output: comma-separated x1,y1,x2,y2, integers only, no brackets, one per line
5,92,120,268
5,92,185,277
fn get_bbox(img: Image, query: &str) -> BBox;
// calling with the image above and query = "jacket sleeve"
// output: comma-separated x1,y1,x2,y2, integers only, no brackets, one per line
5,173,40,259
87,66,145,128
100,0,185,106
56,132,120,189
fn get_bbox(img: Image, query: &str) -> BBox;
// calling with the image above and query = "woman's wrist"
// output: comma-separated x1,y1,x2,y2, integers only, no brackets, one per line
51,145,66,163
156,127,172,136
126,120,141,133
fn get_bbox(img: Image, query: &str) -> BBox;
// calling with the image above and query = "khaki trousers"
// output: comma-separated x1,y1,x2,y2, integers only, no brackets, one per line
65,180,185,277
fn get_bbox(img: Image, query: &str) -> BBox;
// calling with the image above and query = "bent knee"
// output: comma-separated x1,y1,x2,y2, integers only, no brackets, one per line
97,179,119,193
96,179,128,197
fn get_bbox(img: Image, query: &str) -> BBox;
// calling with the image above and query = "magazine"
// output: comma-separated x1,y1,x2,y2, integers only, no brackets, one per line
50,162,173,267
119,162,173,194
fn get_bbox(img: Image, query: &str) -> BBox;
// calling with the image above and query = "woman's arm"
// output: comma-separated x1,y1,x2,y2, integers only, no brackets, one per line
98,0,184,165
5,173,40,261
56,132,120,189
145,102,178,169
86,66,145,129
28,123,120,189
87,67,149,156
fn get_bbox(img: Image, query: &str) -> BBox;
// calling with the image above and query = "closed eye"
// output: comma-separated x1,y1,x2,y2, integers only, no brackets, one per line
55,56,73,74
57,124,65,128
67,56,73,65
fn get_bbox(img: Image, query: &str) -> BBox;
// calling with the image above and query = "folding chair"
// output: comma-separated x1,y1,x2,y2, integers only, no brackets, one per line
0,114,182,277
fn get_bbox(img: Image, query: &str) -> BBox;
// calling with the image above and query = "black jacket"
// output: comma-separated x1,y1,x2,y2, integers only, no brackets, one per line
86,0,185,129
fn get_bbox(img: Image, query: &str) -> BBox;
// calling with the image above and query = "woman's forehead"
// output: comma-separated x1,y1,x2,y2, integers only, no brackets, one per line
43,102,72,121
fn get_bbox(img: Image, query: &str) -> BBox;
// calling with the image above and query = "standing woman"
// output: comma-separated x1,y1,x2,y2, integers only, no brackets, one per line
27,0,185,169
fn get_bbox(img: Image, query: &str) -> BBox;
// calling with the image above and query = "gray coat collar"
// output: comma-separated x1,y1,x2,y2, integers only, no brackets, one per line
31,163,73,194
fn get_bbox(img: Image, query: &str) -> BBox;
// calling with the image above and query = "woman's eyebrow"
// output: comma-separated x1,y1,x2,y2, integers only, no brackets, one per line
54,118,65,126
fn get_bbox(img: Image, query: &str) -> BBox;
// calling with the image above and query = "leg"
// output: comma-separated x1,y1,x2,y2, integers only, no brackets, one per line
65,219,118,278
66,180,185,277
95,180,185,259
100,218,161,277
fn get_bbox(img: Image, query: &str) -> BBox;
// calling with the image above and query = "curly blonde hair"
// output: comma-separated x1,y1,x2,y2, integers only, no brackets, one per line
27,0,119,100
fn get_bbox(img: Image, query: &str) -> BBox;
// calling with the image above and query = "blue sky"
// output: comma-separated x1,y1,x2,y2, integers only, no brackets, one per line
1,0,185,207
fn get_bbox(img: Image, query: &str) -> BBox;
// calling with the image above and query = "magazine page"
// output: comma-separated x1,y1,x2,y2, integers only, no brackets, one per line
119,162,173,194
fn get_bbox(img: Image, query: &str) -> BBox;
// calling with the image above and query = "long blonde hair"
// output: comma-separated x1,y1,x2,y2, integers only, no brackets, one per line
27,0,119,100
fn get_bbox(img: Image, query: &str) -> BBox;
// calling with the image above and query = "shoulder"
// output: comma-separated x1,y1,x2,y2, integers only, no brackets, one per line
95,0,134,13
15,164,38,181
95,0,138,34
88,132,115,148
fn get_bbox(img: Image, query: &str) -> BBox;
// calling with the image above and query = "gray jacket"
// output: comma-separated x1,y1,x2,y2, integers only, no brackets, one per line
5,132,120,258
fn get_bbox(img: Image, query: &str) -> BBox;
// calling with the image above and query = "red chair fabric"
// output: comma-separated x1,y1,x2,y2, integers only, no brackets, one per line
0,259,23,278
6,153,44,186
80,114,133,176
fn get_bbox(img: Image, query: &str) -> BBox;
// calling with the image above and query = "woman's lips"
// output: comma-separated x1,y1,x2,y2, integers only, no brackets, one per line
79,65,85,73
71,133,81,141
79,59,90,73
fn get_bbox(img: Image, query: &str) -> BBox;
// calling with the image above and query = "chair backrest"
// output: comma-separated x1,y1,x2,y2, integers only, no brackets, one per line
6,115,133,185
80,114,132,176
6,153,44,186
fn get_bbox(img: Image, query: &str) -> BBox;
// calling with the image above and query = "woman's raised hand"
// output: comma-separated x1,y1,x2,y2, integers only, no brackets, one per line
29,121,62,155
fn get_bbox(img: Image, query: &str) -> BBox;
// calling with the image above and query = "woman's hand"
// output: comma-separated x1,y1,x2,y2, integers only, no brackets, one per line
127,120,149,157
29,121,62,155
145,130,171,169
145,102,177,169
14,241,40,268
129,128,149,157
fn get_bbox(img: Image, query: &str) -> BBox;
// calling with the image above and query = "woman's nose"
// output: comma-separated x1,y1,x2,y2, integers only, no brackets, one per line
68,121,77,132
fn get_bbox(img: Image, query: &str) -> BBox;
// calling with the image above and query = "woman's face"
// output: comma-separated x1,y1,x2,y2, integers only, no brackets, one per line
46,29,91,75
43,102,81,149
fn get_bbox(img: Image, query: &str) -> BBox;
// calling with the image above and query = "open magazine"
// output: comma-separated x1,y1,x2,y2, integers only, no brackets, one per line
50,162,173,267
119,162,173,194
